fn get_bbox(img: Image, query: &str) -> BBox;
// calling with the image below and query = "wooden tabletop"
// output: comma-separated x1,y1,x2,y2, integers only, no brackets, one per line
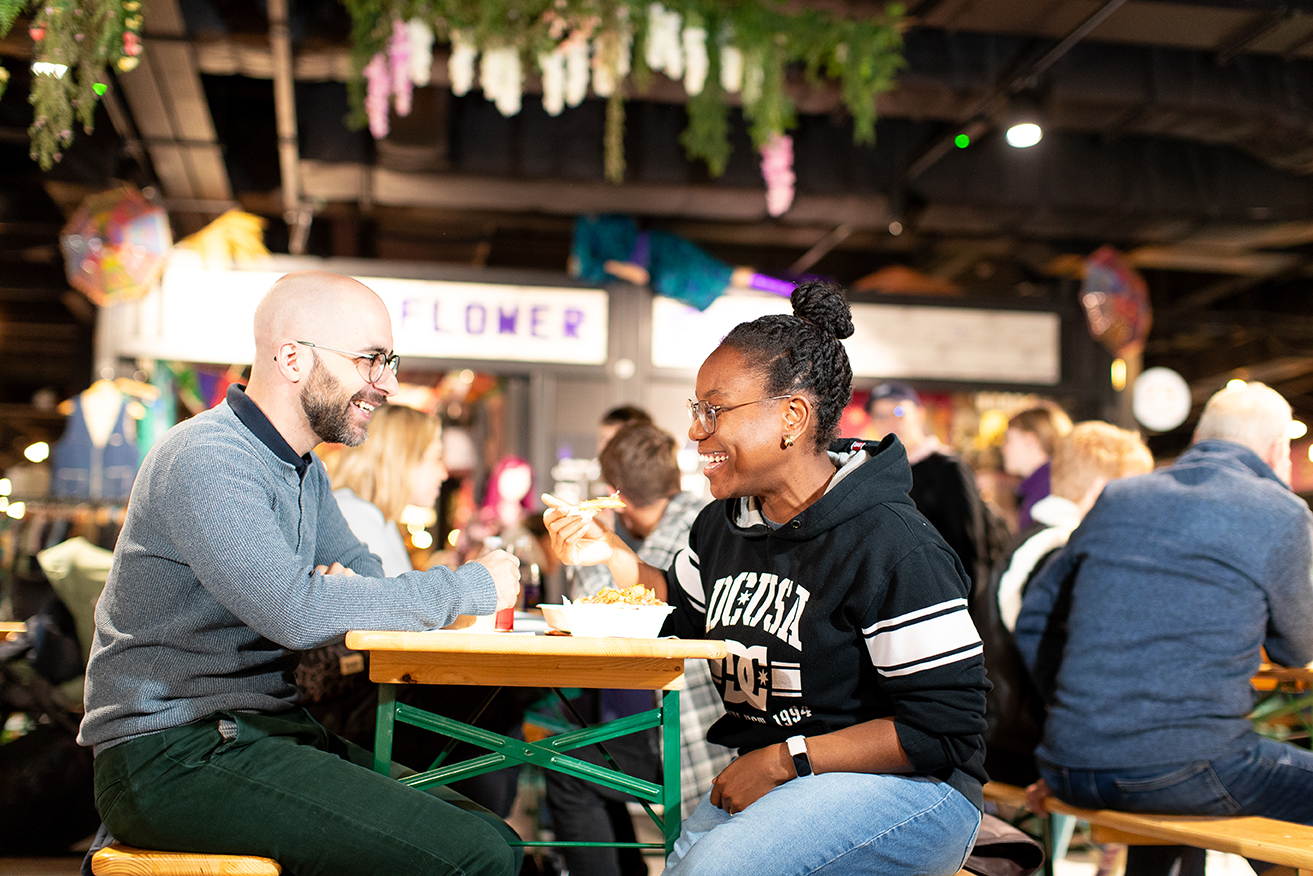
345,630,728,691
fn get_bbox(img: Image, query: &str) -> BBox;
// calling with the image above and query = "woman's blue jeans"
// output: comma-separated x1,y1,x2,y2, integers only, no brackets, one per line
1038,734,1313,875
664,773,981,876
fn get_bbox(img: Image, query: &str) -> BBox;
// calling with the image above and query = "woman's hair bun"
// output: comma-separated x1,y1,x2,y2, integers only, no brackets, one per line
791,280,854,340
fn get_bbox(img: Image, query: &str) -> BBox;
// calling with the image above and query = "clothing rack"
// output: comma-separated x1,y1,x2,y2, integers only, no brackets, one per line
0,500,126,622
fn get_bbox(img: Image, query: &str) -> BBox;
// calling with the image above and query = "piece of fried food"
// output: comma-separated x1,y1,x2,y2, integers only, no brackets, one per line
570,494,626,518
579,584,665,606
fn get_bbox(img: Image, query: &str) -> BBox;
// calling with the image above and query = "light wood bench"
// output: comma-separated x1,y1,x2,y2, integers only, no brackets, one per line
90,842,281,876
984,782,1313,876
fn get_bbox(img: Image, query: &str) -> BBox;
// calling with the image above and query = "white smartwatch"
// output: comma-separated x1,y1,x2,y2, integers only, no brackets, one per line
786,735,813,778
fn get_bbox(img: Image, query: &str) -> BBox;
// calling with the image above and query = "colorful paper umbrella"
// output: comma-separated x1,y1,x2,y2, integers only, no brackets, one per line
60,185,172,306
1080,245,1153,357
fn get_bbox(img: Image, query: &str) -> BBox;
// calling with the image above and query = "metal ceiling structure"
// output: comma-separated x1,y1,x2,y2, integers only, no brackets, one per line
4,0,1313,467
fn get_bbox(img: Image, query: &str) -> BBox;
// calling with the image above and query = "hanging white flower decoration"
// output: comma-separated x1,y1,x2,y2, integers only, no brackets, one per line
720,44,743,93
540,50,566,116
449,30,477,97
682,25,707,96
564,40,591,107
481,46,523,117
406,18,434,87
645,3,683,80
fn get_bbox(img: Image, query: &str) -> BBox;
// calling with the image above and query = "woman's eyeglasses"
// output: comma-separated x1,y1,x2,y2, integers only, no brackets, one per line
687,396,791,434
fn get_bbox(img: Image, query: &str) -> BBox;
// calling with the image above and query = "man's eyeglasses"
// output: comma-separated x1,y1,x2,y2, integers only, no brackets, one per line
687,396,791,434
296,340,400,385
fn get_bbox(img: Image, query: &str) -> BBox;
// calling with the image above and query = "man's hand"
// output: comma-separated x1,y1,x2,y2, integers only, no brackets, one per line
473,549,521,611
708,743,794,815
314,563,355,576
1025,778,1052,814
541,493,616,566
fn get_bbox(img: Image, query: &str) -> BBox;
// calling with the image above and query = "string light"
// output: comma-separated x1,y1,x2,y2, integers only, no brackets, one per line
1110,358,1127,392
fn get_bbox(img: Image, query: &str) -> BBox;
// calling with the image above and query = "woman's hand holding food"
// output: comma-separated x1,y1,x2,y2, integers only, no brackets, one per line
473,549,522,610
541,493,618,566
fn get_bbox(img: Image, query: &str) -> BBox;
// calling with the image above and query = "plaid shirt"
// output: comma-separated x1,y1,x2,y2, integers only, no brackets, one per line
570,492,735,814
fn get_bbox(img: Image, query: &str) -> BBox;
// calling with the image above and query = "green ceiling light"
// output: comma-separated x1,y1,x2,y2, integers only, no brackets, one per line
93,82,108,96
954,133,970,148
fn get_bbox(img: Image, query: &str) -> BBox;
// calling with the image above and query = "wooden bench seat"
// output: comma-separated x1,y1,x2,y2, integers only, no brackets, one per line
90,842,281,876
984,782,1313,876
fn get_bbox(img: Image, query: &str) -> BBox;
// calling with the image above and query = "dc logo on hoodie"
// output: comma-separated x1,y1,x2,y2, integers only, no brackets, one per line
713,638,804,714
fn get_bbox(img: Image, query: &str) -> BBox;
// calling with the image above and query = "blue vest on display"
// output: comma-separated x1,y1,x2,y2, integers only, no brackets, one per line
51,394,140,501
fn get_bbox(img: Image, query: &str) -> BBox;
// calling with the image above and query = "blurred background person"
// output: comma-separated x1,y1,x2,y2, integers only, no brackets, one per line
1017,383,1313,876
594,405,654,554
298,404,447,744
1002,406,1073,531
597,405,653,456
972,421,1153,787
325,404,446,575
865,381,995,599
307,405,530,819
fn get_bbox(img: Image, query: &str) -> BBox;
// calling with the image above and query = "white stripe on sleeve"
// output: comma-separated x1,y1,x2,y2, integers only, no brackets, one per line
673,547,704,612
864,600,982,677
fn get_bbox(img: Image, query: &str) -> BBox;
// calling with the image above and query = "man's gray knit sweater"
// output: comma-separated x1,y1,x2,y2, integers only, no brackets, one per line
78,400,496,753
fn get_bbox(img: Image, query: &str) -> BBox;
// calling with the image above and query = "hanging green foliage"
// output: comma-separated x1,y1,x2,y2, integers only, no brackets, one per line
1,0,139,169
343,0,906,183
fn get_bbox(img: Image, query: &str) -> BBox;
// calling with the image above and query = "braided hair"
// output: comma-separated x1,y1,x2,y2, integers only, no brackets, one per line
720,280,855,452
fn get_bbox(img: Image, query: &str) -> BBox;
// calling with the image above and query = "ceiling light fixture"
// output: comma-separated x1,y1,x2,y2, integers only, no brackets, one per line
1005,122,1042,148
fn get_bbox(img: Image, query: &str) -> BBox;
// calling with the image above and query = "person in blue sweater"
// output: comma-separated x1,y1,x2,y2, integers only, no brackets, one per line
544,281,988,876
1016,381,1313,876
78,271,523,876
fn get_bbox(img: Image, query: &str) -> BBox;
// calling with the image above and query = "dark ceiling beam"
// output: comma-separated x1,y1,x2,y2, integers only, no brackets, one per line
116,0,233,234
1215,6,1295,65
298,162,894,229
1189,355,1313,403
1162,260,1311,313
1135,0,1313,12
905,0,1132,182
787,224,855,275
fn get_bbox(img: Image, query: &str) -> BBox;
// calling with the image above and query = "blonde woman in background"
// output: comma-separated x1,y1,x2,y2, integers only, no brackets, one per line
318,403,531,819
298,405,446,743
324,404,446,575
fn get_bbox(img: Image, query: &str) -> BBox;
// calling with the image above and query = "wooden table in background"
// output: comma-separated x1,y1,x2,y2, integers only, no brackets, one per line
344,629,728,858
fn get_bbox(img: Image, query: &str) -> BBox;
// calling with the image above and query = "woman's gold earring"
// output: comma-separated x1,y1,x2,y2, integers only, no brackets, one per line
783,434,795,448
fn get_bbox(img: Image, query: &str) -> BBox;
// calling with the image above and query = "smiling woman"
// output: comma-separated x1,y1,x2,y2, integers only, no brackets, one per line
542,281,990,876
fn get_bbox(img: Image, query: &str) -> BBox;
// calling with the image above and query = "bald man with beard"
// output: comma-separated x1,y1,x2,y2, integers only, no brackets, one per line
78,272,522,876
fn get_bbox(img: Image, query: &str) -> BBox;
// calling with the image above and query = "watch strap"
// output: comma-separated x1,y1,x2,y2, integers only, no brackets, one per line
786,735,813,778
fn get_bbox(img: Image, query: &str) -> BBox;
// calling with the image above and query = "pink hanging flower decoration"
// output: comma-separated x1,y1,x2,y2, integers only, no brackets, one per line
364,52,390,139
759,133,795,217
388,19,412,117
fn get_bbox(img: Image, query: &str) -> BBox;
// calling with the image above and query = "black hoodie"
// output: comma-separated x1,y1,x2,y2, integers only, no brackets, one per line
664,436,990,808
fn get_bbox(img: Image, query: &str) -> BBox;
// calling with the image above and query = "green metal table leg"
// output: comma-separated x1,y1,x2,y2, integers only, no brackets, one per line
662,687,682,860
368,682,684,858
373,682,397,775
